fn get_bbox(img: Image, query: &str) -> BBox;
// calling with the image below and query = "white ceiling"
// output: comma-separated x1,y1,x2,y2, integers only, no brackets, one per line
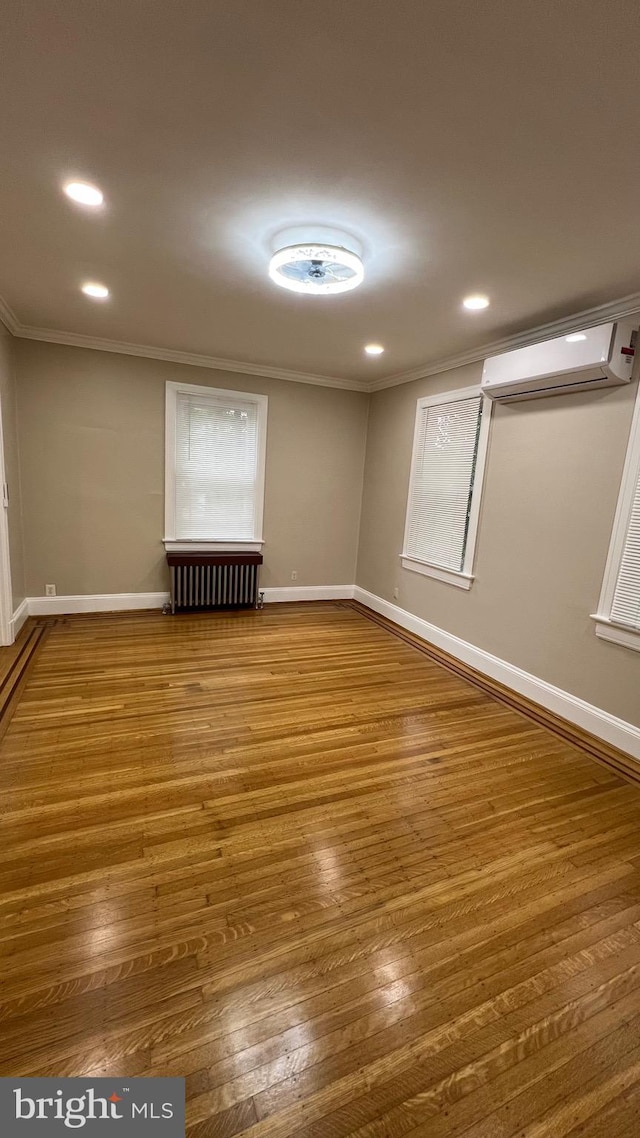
2,0,640,388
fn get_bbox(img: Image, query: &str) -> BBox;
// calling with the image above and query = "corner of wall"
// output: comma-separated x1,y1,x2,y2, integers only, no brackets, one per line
353,388,372,586
0,323,27,622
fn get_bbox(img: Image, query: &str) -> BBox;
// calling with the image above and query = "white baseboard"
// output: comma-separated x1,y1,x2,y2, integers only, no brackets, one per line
27,592,170,616
354,587,640,762
25,585,354,617
19,583,640,760
10,598,29,638
262,585,355,603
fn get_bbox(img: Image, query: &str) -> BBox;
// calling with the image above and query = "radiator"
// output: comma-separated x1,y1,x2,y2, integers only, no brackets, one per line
166,552,263,613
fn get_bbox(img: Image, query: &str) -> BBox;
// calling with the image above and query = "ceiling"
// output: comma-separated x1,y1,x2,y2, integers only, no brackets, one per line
2,0,640,389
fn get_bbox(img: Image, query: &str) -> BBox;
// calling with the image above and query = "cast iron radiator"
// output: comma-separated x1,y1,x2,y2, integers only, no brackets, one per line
166,551,263,613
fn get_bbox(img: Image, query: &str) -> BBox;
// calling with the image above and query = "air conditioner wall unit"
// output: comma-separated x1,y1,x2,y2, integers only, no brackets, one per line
481,319,636,402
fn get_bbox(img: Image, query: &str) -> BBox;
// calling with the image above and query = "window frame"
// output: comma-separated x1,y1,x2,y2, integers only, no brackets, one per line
164,380,268,553
592,381,640,653
400,385,492,590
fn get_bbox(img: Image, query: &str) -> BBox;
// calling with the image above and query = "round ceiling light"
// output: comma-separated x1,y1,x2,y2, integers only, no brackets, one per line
364,343,384,356
463,294,490,311
64,181,104,207
81,282,110,299
269,243,364,296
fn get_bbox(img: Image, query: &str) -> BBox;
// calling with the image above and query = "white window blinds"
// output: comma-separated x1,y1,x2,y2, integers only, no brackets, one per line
610,465,640,629
404,395,483,572
174,388,263,541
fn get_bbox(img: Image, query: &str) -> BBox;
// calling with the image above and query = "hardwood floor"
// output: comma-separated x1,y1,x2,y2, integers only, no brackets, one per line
1,601,640,1136
0,617,47,741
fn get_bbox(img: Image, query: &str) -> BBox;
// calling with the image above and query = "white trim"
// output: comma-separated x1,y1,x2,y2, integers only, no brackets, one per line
4,291,640,395
163,540,263,553
165,382,177,540
400,557,473,589
592,615,640,654
164,380,268,546
26,586,354,615
409,384,484,406
10,598,29,638
262,585,355,603
13,323,366,391
457,393,490,575
353,587,640,761
401,386,492,589
0,525,12,644
370,292,640,392
28,592,170,616
594,379,640,645
0,295,19,336
0,396,14,645
20,583,640,757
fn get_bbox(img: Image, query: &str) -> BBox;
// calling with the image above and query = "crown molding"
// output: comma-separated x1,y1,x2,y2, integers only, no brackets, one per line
369,291,640,392
3,288,640,396
10,321,368,392
0,295,19,336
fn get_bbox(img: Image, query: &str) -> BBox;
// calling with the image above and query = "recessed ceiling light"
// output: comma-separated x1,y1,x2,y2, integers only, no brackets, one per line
81,282,109,299
463,294,490,311
565,332,587,342
64,181,104,207
269,243,364,295
364,344,385,356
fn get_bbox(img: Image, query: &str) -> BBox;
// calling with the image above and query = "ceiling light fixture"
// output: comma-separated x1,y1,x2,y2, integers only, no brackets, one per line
269,243,364,295
565,332,587,342
64,181,104,207
81,282,109,299
364,343,384,356
463,294,490,311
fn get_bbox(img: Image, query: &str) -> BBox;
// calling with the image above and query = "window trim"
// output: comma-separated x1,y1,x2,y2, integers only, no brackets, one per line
164,380,268,551
592,381,640,652
400,385,492,590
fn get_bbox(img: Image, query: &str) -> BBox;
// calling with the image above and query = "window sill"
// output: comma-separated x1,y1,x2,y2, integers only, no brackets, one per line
400,556,474,590
164,539,264,553
591,614,640,654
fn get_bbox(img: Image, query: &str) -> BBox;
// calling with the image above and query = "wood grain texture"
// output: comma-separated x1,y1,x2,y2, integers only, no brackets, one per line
348,600,640,786
0,617,47,742
1,601,640,1138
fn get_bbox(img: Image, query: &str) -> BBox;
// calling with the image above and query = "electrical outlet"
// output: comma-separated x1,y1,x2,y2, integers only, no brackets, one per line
45,584,56,597
291,570,298,581
393,586,399,600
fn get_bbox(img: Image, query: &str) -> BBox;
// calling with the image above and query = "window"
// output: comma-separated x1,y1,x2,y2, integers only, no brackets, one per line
164,381,267,551
401,386,491,589
593,385,640,651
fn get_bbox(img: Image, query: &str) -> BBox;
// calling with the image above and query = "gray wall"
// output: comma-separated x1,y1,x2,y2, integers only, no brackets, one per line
10,335,640,733
15,340,369,597
356,360,640,728
0,324,25,612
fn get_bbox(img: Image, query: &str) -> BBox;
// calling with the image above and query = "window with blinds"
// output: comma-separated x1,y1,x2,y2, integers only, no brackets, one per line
609,468,640,630
165,382,267,544
402,388,490,588
594,384,640,652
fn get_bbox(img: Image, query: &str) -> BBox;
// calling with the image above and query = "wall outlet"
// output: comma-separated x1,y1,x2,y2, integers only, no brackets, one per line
393,586,399,600
291,570,298,581
45,584,56,597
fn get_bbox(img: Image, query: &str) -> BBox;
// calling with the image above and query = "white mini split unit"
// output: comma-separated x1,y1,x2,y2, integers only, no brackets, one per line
481,319,637,402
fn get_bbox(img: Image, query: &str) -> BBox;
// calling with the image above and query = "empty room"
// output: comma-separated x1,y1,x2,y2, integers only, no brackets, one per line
2,2,640,1135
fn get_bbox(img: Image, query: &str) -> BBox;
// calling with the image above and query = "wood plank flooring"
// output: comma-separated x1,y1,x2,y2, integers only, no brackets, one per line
0,617,48,741
1,601,640,1136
